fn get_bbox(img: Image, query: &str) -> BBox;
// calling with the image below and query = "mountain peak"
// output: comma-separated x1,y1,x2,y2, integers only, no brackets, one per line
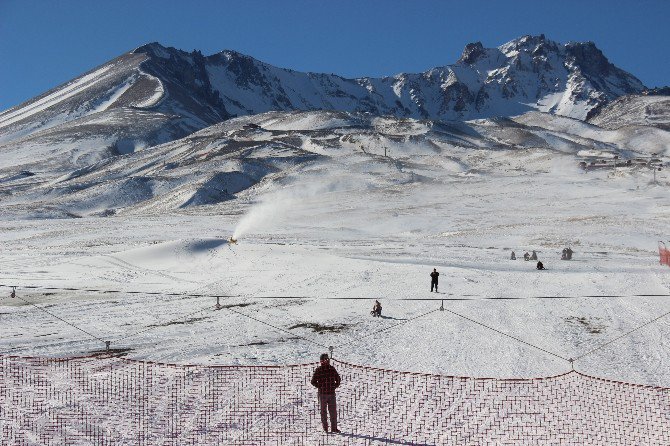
458,41,486,65
564,40,611,77
132,42,176,59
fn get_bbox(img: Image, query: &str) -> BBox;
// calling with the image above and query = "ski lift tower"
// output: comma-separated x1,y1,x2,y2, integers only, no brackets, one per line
648,153,663,184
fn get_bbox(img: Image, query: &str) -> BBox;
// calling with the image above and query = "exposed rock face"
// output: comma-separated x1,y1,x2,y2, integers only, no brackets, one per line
644,86,670,96
133,43,229,125
458,42,486,65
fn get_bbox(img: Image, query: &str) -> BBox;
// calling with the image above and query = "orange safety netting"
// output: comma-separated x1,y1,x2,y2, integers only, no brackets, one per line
659,241,670,267
1,354,668,445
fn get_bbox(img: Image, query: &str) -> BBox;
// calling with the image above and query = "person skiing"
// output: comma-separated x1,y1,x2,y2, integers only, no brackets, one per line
510,251,516,260
371,300,382,317
311,353,341,433
537,261,545,270
566,247,573,260
430,268,439,292
530,250,538,260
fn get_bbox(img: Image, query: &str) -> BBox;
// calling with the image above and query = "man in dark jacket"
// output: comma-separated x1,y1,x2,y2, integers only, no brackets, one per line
430,268,439,292
311,353,341,433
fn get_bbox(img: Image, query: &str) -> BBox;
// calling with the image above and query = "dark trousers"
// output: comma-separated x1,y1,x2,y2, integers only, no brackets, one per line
431,281,438,292
319,393,337,430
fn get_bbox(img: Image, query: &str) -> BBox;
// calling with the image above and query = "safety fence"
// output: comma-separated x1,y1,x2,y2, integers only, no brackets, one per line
659,241,670,267
1,354,668,446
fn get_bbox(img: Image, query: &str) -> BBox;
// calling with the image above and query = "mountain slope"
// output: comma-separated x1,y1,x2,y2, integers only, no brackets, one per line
1,109,667,219
193,34,644,121
0,35,647,173
588,93,670,130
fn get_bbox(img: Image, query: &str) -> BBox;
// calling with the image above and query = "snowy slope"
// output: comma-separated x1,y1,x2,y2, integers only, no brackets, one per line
0,47,230,172
1,109,669,388
2,109,666,218
588,93,670,130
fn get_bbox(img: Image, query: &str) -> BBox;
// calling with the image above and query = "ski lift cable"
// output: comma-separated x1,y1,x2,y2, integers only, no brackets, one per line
221,306,330,349
9,293,105,343
336,308,441,348
440,306,571,363
114,305,214,343
573,308,670,362
1,283,667,302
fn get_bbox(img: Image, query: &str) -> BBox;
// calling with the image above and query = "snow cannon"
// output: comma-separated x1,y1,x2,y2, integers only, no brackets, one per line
229,237,238,245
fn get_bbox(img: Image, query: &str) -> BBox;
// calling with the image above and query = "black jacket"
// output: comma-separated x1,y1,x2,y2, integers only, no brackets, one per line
430,271,439,283
311,364,341,394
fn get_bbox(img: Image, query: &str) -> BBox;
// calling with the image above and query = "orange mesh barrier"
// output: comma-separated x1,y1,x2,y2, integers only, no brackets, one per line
1,354,668,445
659,241,670,266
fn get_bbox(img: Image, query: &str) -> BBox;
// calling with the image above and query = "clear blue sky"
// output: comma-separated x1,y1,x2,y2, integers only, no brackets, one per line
1,0,668,111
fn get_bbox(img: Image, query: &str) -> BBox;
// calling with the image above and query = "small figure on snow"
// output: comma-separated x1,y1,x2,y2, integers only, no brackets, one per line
561,247,573,260
536,261,545,270
523,252,530,261
430,268,439,292
371,300,382,317
311,353,341,434
530,250,538,261
510,251,516,260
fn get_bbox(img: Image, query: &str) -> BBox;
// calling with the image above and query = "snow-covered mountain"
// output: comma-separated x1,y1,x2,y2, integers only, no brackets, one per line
0,35,648,172
2,109,668,219
141,34,644,122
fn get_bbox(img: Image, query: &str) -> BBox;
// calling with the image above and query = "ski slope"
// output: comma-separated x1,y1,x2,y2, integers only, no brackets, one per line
1,112,669,387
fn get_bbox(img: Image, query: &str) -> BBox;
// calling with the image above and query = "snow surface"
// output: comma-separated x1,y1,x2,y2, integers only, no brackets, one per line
0,66,112,129
1,111,669,388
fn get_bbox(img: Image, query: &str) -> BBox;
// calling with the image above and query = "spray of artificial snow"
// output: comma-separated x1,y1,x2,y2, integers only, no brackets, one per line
231,191,297,241
231,165,372,242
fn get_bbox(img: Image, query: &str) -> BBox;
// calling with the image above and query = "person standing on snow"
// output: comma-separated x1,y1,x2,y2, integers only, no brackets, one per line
311,353,341,434
430,268,439,292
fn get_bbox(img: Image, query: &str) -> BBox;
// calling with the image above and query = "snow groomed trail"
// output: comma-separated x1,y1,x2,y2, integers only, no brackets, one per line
1,354,667,445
